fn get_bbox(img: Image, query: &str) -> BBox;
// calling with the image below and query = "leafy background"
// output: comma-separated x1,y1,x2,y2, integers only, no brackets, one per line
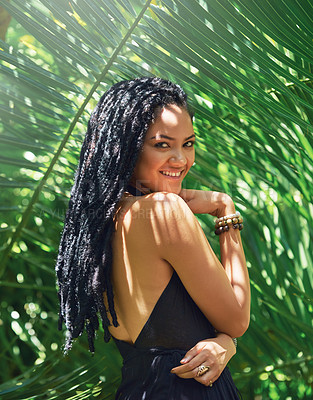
0,0,313,399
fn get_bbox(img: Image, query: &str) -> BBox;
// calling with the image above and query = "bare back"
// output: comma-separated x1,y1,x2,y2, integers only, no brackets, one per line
108,194,173,344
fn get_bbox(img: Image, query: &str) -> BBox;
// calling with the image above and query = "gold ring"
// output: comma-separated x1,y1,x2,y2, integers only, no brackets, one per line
209,380,213,387
197,365,210,377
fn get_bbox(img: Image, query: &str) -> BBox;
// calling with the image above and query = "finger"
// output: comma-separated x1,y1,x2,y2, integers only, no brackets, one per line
195,370,219,387
174,365,201,379
178,188,189,201
172,360,216,380
179,345,199,364
179,341,206,364
178,189,196,201
176,365,217,381
194,368,219,386
171,352,208,375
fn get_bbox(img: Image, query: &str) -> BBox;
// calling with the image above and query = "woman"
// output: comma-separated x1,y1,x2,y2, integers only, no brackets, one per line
56,77,250,399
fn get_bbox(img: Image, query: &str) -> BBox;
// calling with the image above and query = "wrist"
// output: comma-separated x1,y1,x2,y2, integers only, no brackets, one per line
216,195,235,218
215,332,237,356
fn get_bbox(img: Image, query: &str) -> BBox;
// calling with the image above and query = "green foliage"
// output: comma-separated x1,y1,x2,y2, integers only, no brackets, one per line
0,0,312,398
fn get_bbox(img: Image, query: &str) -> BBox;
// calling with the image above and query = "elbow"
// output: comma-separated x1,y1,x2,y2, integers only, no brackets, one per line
228,315,250,338
237,315,250,337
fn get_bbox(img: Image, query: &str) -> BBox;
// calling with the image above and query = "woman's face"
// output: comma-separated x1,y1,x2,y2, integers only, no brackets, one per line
131,104,195,194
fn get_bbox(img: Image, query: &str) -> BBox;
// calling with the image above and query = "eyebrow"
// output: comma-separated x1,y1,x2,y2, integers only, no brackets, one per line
149,134,196,141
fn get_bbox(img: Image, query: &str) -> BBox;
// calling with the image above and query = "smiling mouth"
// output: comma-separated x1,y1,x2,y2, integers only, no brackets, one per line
160,170,184,178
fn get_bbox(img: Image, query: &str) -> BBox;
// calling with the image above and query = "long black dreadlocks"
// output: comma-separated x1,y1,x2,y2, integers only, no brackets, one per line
55,77,190,353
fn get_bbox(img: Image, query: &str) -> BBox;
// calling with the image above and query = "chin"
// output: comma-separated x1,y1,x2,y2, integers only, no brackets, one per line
156,185,181,195
169,187,181,195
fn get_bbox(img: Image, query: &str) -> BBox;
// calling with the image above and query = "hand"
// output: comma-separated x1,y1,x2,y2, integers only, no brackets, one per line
179,189,235,216
170,334,236,386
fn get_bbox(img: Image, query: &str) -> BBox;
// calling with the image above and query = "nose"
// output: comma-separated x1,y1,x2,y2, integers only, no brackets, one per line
169,149,187,166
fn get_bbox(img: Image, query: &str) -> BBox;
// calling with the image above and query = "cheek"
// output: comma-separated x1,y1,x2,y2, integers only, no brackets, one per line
134,150,158,179
187,150,195,168
140,149,162,170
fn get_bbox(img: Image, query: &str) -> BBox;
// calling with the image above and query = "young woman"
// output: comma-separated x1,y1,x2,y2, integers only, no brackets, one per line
56,77,250,399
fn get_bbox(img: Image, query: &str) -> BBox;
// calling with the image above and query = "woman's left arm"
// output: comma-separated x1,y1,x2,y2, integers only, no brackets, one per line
170,333,236,386
179,188,251,334
172,189,249,385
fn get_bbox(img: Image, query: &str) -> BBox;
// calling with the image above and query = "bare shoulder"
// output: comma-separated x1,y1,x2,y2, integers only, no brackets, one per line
120,192,201,246
125,192,196,225
134,191,194,219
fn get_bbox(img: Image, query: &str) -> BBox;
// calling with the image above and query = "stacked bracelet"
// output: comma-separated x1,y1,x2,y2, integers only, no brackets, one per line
214,211,243,235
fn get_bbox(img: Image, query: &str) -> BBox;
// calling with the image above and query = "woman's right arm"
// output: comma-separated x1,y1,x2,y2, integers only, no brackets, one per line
145,192,250,338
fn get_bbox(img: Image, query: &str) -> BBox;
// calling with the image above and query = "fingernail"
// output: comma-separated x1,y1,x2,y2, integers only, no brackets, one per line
180,358,188,363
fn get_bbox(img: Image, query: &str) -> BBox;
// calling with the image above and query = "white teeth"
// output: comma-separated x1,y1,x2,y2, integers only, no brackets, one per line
161,171,182,177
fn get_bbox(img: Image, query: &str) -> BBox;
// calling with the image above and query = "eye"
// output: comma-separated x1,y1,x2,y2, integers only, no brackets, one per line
184,140,195,147
154,142,169,148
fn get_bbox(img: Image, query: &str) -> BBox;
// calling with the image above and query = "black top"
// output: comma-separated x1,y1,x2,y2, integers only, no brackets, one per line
113,272,241,399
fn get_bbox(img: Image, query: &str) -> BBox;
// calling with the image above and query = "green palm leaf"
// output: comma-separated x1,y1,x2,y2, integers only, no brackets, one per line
1,0,313,398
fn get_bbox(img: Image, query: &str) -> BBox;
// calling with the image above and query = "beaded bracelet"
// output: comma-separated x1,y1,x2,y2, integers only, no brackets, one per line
214,211,243,235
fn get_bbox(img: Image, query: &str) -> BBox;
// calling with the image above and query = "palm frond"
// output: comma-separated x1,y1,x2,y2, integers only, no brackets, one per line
1,0,313,398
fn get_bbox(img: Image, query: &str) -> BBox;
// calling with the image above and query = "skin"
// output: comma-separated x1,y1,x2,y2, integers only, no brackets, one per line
109,104,250,387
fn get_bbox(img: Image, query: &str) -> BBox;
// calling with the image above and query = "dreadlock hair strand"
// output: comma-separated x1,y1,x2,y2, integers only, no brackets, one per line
55,77,191,353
